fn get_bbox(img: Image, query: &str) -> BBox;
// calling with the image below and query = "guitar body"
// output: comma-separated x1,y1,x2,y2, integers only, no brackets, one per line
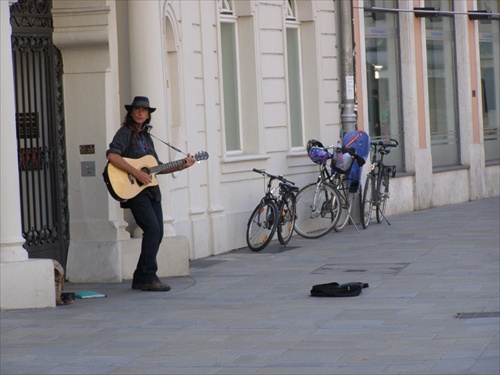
104,155,160,201
103,151,209,202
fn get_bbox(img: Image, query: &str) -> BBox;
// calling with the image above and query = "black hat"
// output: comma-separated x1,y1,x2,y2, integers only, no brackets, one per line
125,96,156,113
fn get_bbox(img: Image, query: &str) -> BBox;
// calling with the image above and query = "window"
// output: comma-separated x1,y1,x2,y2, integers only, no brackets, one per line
364,0,404,170
425,0,459,167
286,1,304,148
220,1,242,152
478,0,500,163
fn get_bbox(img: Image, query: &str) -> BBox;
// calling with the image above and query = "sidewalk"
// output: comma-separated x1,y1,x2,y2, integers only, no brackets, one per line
1,197,499,375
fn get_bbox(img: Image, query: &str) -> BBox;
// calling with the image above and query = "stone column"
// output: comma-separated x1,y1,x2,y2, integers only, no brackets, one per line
0,0,55,310
127,0,173,230
127,0,167,133
126,0,189,275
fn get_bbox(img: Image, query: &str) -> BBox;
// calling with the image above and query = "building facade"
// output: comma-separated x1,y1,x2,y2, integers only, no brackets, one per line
0,0,498,309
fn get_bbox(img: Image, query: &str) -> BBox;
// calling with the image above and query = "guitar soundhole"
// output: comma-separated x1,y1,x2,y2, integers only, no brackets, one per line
138,167,151,187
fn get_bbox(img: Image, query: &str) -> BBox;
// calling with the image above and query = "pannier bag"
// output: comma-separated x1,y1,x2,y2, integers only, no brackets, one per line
310,281,369,297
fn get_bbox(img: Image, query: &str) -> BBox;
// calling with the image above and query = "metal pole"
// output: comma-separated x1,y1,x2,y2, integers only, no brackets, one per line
338,0,357,136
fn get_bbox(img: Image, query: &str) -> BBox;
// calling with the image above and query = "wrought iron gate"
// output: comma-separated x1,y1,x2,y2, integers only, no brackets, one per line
10,0,69,267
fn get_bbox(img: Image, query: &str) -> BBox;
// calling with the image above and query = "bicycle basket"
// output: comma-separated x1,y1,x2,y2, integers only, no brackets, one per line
308,146,331,164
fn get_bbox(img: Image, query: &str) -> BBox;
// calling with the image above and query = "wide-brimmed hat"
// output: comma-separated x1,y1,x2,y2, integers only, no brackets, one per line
125,96,156,113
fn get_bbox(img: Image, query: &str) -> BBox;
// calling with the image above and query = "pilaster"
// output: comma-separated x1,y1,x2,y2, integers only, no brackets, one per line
0,0,54,310
127,0,174,229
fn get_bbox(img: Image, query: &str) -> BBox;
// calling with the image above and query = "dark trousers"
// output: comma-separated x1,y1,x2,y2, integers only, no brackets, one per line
127,193,164,283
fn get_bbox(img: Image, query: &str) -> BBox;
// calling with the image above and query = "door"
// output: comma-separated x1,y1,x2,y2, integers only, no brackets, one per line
10,0,69,267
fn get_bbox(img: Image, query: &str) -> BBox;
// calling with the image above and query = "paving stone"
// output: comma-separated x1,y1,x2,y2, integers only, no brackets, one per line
1,197,499,374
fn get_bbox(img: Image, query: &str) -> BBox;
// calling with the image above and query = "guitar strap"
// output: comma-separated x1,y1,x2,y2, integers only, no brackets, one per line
146,127,187,156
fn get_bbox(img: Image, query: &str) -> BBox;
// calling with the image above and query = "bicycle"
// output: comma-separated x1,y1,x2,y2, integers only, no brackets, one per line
294,139,367,237
294,141,343,239
246,168,299,252
361,139,399,228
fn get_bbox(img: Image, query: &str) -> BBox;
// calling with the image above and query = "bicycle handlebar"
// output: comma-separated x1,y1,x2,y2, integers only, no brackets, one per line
370,139,399,148
252,168,295,185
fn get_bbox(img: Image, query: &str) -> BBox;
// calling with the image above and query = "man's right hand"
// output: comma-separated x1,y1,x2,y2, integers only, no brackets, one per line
134,169,152,185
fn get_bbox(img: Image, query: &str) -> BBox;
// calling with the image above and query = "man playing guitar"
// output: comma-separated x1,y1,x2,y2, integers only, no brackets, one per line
106,96,195,292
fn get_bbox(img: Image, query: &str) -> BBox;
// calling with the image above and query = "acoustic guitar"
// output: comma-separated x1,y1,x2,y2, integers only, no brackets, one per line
103,151,209,202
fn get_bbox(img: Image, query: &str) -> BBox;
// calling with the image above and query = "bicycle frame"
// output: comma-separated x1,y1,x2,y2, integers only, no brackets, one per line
310,159,334,214
366,139,398,225
257,169,297,210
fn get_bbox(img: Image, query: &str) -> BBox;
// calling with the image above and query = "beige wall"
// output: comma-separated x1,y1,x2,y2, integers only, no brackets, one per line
2,1,498,292
57,0,500,280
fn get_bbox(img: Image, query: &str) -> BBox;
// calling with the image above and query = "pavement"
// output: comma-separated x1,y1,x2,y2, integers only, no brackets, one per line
1,197,499,375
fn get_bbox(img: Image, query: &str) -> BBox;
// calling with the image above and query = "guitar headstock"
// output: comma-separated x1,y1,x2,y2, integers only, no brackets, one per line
194,151,209,162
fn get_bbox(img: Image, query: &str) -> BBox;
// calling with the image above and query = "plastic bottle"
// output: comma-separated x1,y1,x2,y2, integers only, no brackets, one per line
334,140,343,169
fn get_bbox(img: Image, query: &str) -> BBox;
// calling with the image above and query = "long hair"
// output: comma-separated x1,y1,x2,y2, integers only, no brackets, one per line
122,110,152,129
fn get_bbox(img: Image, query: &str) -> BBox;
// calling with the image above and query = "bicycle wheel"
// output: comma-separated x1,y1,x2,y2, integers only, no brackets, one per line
334,180,354,232
358,183,364,227
277,193,296,246
376,168,390,223
246,200,279,252
294,182,342,239
361,174,375,229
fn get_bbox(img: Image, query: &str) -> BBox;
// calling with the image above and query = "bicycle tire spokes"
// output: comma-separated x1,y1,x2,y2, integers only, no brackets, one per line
362,166,380,229
277,195,296,246
294,182,341,239
246,201,278,252
246,169,298,251
376,168,391,224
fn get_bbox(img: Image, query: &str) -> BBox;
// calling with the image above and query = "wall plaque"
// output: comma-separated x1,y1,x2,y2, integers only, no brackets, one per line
79,145,95,154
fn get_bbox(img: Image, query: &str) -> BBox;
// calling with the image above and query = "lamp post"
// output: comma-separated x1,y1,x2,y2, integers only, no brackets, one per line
338,0,357,136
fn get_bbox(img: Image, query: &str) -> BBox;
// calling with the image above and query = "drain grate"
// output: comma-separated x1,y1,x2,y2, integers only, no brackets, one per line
454,312,500,319
312,263,410,275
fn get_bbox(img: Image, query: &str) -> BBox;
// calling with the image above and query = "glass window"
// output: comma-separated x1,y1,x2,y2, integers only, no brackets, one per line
478,0,500,163
286,0,295,21
364,0,404,171
425,0,459,167
286,25,304,148
285,1,304,148
220,17,242,152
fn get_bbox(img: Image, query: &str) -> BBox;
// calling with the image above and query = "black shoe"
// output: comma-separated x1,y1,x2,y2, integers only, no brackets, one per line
141,280,171,292
131,281,145,290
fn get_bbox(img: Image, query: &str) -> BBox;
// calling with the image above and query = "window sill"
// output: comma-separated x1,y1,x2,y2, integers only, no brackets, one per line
485,159,500,167
220,153,270,175
221,153,270,164
432,165,470,174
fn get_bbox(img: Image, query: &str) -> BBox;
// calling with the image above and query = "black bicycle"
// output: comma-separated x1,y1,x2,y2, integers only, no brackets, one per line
246,168,299,252
361,139,398,228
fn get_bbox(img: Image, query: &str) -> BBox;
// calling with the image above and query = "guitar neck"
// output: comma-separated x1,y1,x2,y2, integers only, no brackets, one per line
151,159,186,174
